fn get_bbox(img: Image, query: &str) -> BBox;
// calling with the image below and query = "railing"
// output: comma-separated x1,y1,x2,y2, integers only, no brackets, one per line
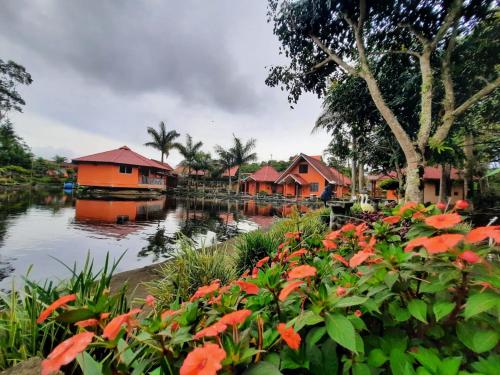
139,176,164,186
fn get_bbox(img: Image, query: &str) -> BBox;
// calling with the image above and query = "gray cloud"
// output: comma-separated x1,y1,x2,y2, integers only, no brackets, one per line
0,0,262,113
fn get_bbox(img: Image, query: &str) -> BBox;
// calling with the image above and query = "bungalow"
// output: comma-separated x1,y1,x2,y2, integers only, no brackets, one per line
223,166,239,179
73,146,172,191
243,165,282,195
275,154,351,199
368,166,464,203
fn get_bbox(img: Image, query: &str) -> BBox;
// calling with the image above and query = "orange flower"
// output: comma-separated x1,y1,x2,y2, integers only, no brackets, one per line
288,248,309,259
251,267,259,278
322,239,337,250
235,280,259,295
285,231,301,240
256,256,270,268
349,250,372,268
145,295,155,307
277,323,301,350
219,309,252,326
287,265,317,280
425,213,462,229
455,200,469,210
383,216,401,225
161,309,177,321
436,202,446,210
362,236,376,252
422,234,464,254
332,254,349,267
180,343,226,375
190,280,220,301
37,294,77,324
74,319,99,328
399,201,417,215
100,312,110,320
341,223,356,232
412,211,425,221
459,250,482,264
404,237,429,252
465,226,500,244
325,230,341,241
102,308,141,340
278,280,304,301
194,321,228,340
41,332,94,375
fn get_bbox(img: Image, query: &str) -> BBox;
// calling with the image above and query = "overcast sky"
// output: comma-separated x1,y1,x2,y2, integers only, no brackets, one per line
0,0,329,165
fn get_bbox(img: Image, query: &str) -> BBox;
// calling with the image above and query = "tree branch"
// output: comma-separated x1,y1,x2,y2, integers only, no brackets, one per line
309,35,359,76
374,50,421,58
430,0,463,50
398,23,430,46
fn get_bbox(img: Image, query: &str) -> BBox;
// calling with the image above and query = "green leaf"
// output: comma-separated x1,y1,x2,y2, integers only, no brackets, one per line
353,362,371,375
438,357,462,375
294,310,324,331
384,271,399,289
408,300,428,323
410,347,440,373
335,296,368,308
56,308,96,324
433,302,455,322
471,354,500,375
243,361,282,375
309,339,338,375
389,301,411,322
76,352,102,375
306,326,326,351
367,348,388,367
463,292,499,320
457,322,499,353
325,312,357,353
117,339,135,367
390,349,416,375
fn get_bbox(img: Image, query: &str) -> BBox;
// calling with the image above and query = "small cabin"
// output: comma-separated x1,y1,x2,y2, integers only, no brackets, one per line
243,165,282,195
73,146,174,191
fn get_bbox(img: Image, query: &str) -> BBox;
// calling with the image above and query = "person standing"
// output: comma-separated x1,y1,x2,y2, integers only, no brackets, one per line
320,184,333,207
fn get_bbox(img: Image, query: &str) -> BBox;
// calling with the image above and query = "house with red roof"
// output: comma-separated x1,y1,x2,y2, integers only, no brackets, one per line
243,165,282,195
73,146,174,191
222,165,239,179
275,154,351,199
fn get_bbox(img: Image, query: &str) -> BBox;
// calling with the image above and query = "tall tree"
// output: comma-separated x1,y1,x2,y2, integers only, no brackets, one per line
191,151,212,190
230,135,257,194
0,59,33,122
0,119,32,168
176,134,203,185
214,145,235,192
266,0,499,202
144,121,180,163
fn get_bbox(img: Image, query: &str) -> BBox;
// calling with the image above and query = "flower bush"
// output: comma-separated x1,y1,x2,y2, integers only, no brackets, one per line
36,202,499,374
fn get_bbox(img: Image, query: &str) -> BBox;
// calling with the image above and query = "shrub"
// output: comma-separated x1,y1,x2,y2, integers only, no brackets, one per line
17,203,500,374
378,178,399,190
235,230,281,273
147,237,237,308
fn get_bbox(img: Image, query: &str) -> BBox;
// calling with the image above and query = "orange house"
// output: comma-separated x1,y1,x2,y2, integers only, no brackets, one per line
243,165,282,195
275,154,351,199
73,146,173,191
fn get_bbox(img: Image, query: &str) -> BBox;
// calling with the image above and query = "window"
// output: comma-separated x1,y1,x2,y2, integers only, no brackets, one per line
119,165,132,174
310,183,319,192
299,164,308,173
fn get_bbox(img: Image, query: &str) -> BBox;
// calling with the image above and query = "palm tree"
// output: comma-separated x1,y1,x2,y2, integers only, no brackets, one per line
230,135,257,194
176,134,203,187
192,151,212,191
144,121,180,163
214,145,234,193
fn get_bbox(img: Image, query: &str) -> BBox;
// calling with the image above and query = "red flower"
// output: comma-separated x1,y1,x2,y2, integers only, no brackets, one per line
251,267,259,278
399,201,417,215
285,231,301,240
404,237,429,252
161,309,177,321
256,256,270,268
180,343,226,375
354,310,362,317
287,265,317,280
412,211,425,221
194,321,228,339
383,216,401,225
277,323,301,350
145,295,155,307
423,234,464,254
37,294,76,324
235,280,259,295
436,202,446,210
332,254,349,267
190,280,220,301
459,250,482,264
288,248,309,259
100,312,110,320
219,309,252,326
74,319,99,328
425,213,462,229
322,239,337,250
455,200,469,210
278,280,304,301
41,332,94,375
341,223,356,232
349,250,372,268
102,308,141,340
325,230,341,241
465,226,500,243
336,286,347,297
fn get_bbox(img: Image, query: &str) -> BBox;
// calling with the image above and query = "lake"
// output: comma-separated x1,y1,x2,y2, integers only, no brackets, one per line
0,187,320,289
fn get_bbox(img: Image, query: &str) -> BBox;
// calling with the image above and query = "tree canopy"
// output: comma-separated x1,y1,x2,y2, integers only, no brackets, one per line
0,59,32,122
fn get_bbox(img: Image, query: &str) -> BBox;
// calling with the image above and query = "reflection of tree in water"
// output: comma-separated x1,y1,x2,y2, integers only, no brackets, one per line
138,225,177,262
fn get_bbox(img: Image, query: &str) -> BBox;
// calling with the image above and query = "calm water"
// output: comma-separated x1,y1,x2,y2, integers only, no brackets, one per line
0,188,319,289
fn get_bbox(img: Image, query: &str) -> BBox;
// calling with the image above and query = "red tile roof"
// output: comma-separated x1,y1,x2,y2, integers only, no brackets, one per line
368,166,463,181
280,173,309,185
174,165,207,176
276,154,351,186
223,165,239,177
247,165,280,182
151,160,174,171
73,146,169,170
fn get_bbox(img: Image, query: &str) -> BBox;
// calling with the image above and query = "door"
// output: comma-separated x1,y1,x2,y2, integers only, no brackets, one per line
296,184,302,197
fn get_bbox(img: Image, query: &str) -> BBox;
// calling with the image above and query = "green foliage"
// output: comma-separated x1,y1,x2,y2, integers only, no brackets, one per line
378,178,399,191
144,121,180,163
235,230,281,273
147,237,237,307
0,120,32,169
0,59,32,119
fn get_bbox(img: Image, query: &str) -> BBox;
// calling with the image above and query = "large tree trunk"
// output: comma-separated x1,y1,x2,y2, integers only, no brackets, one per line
358,163,364,192
463,133,474,199
405,158,424,203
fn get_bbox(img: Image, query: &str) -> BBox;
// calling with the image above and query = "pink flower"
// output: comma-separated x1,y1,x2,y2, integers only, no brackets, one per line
145,295,155,307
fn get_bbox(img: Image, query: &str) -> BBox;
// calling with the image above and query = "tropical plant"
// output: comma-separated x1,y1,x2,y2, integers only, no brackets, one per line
32,202,500,375
191,151,213,189
230,135,257,194
0,119,32,169
235,230,282,274
144,121,180,163
176,134,203,185
378,178,400,191
214,145,234,192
